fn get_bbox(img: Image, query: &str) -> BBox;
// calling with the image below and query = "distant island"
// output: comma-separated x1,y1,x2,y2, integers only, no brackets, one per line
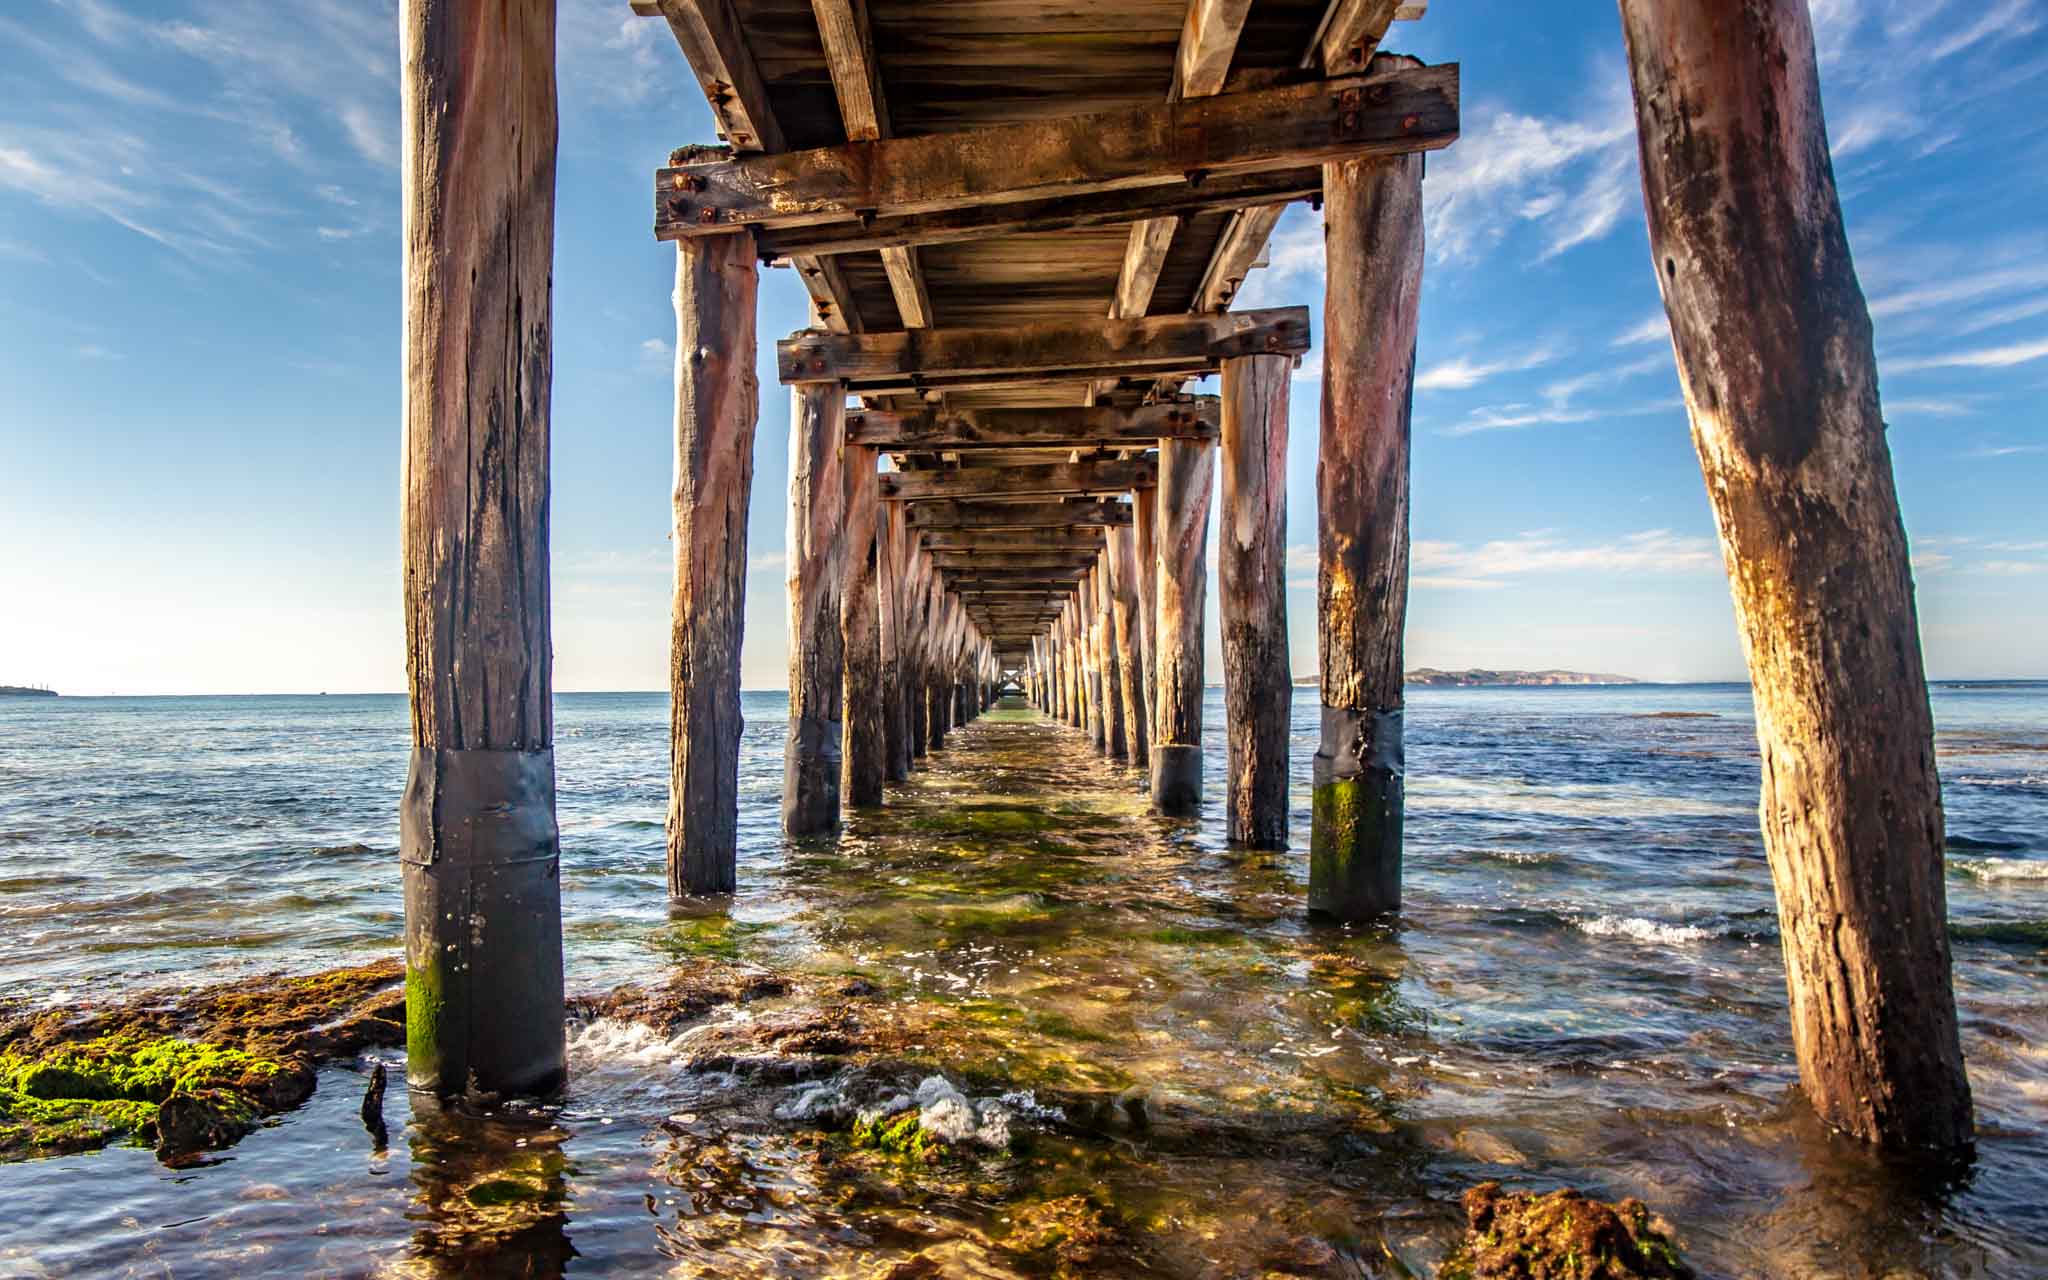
0,685,58,697
1289,669,1641,688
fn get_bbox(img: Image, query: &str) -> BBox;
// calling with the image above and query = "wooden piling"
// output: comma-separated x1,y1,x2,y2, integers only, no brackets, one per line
924,585,949,750
1108,526,1148,767
784,384,845,834
399,0,565,1096
842,443,886,807
906,548,931,759
1133,485,1159,757
1618,0,1971,1151
1311,148,1420,918
1219,353,1293,847
1152,437,1214,813
878,504,911,781
1097,549,1128,760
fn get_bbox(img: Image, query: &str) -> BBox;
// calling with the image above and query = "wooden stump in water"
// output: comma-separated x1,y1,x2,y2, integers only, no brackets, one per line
1108,526,1148,767
1619,0,1972,1151
1152,437,1213,813
1310,148,1420,919
399,0,565,1096
1220,353,1292,848
1133,485,1159,755
842,445,886,807
878,504,910,782
784,384,845,834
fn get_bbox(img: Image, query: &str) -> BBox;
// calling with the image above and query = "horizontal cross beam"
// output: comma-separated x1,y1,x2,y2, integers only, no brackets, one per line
850,400,1216,450
782,308,1308,388
655,64,1459,240
952,581,1081,593
756,168,1322,260
919,529,1106,553
906,500,1134,529
930,552,1101,569
881,458,1156,502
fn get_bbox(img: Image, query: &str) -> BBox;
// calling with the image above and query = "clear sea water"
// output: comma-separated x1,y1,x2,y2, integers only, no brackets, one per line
1,684,2044,1277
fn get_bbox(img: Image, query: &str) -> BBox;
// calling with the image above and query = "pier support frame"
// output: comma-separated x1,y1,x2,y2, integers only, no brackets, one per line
1151,436,1214,813
1620,0,1971,1151
784,384,845,834
1219,353,1292,847
399,0,565,1096
1108,526,1148,767
879,505,911,782
1310,150,1421,918
1133,486,1159,761
842,444,886,807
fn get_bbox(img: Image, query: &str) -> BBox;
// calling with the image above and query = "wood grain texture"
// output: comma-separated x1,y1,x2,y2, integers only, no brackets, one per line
810,0,887,141
667,232,760,896
1133,483,1159,752
880,458,1156,501
1107,526,1148,766
1173,0,1256,98
841,443,885,806
1151,436,1213,811
402,0,557,756
1620,0,1969,1152
655,64,1458,237
784,383,846,834
654,0,785,151
905,499,1134,529
877,501,910,781
1219,354,1291,847
849,400,1216,449
1310,150,1420,920
782,307,1308,385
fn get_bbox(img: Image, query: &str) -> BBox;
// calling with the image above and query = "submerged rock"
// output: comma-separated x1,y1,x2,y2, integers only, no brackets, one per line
1440,1181,1695,1279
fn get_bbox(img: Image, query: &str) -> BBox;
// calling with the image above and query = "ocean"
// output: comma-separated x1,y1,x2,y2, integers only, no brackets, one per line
1,683,2044,1276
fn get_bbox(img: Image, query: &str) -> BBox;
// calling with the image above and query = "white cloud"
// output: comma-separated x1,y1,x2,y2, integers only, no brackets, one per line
1411,529,1721,588
1888,337,2048,372
1613,314,1668,347
1869,264,2048,319
1881,396,1972,417
1928,0,2043,61
1969,443,2048,458
1417,343,1562,391
749,550,788,575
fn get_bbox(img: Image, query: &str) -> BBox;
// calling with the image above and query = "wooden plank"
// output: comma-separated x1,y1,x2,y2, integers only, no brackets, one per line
850,400,1217,449
906,499,1134,529
654,64,1460,238
810,0,886,142
1218,353,1292,848
879,245,934,328
1111,216,1180,320
781,307,1309,384
1194,202,1287,312
1620,0,1969,1151
1315,0,1400,75
644,0,784,153
1173,0,1257,99
789,253,863,332
880,458,1156,502
400,0,564,1098
756,169,1324,260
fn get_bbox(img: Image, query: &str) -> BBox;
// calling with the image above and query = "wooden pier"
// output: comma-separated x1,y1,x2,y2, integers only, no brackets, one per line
399,0,1974,1153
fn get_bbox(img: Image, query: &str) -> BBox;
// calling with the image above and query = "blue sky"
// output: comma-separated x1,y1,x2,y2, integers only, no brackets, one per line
2,0,2044,695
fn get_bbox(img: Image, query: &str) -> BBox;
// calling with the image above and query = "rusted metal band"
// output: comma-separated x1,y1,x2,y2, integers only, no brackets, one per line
399,746,560,868
1311,706,1402,784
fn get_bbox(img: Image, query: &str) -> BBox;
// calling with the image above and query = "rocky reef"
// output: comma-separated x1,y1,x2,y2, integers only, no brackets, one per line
1439,1181,1694,1279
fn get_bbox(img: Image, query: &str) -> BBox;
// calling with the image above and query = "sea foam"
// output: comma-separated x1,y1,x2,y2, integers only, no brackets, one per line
1576,914,1714,945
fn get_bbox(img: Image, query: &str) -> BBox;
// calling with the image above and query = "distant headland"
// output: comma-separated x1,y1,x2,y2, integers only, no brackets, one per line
1290,669,1642,688
0,685,58,697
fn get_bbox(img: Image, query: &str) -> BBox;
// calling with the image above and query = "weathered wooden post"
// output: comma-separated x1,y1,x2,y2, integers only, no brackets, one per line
1133,485,1159,756
925,586,950,750
399,0,564,1095
879,504,910,782
1618,0,1972,1151
842,445,886,806
906,549,931,760
1220,354,1292,847
1152,437,1214,813
784,384,845,834
1096,550,1127,760
1311,149,1420,918
1108,526,1148,767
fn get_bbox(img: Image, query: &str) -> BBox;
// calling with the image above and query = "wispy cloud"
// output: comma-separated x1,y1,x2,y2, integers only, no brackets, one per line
1613,314,1668,347
1411,529,1720,589
1422,68,1639,264
1417,343,1563,391
1889,336,2048,373
1968,443,2048,458
1440,351,1677,436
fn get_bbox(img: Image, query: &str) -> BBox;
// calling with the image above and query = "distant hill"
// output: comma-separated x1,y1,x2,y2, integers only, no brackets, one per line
0,685,58,697
1289,669,1641,688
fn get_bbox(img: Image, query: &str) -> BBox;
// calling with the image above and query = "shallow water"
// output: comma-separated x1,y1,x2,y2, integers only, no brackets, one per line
1,684,2045,1277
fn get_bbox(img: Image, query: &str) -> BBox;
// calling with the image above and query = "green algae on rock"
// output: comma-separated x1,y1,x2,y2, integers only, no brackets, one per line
0,960,404,1163
1439,1181,1695,1279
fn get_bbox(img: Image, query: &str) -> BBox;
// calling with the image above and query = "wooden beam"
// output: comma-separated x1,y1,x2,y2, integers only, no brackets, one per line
809,0,886,141
639,0,784,153
654,65,1460,239
879,245,933,328
1173,0,1257,99
906,499,1134,529
1111,217,1180,321
930,552,1100,569
951,581,1082,594
1314,0,1402,76
850,401,1216,450
919,528,1105,553
756,169,1323,260
781,308,1308,386
880,458,1156,502
1195,203,1288,313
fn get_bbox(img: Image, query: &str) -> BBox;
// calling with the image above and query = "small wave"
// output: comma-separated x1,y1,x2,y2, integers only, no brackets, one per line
1950,921,2048,947
1576,914,1713,945
1951,857,2048,882
1476,850,1565,868
312,842,378,856
566,1017,698,1069
1947,835,2031,853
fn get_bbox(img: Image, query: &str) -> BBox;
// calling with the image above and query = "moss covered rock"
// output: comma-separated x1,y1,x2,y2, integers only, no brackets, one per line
1440,1182,1694,1280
